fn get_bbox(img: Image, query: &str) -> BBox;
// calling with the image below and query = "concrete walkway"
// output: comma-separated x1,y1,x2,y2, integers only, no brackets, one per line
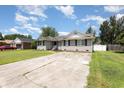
0,52,91,88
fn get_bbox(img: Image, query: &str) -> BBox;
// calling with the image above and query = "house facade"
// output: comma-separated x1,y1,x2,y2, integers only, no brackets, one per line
37,32,94,52
12,38,32,49
0,40,14,46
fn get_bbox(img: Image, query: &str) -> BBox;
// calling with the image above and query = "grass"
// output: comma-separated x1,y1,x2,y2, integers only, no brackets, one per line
0,50,56,65
87,51,124,88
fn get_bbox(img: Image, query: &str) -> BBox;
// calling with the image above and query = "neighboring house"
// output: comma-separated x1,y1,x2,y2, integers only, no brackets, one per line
12,38,32,49
37,32,95,52
0,40,14,46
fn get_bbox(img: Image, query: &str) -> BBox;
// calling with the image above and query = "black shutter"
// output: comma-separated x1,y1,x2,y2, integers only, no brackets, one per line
68,40,70,46
75,40,77,46
64,40,65,46
85,39,87,46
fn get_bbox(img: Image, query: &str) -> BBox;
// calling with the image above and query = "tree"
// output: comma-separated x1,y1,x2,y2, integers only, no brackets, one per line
4,34,32,40
41,26,58,37
31,39,37,49
0,32,4,40
100,20,111,44
99,15,124,45
27,35,32,39
86,26,93,34
86,26,96,36
115,33,124,45
94,36,101,44
70,30,82,34
109,16,117,44
115,16,124,44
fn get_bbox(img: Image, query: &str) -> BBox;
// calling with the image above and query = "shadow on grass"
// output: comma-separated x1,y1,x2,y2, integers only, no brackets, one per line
114,51,124,54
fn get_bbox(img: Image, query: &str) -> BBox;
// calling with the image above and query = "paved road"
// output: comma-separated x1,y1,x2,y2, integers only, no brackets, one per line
0,52,91,88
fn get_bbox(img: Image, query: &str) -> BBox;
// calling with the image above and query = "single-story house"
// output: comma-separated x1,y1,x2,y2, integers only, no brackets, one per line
37,32,95,52
12,38,32,49
0,40,14,46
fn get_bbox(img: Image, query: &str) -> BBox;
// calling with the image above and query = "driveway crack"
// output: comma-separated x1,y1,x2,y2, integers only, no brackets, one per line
22,60,56,88
22,60,55,76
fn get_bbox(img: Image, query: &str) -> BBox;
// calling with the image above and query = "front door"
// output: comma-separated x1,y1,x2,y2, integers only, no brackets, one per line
52,41,58,50
53,41,57,45
16,44,22,49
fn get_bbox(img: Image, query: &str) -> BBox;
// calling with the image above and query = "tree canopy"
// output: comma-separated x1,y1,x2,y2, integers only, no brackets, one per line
41,26,58,37
86,26,96,36
100,15,124,45
4,34,32,40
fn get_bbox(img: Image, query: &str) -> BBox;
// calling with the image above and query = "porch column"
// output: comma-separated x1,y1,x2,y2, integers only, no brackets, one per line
21,42,23,49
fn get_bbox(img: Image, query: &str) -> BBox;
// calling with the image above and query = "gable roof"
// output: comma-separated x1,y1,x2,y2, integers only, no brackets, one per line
15,38,32,42
38,32,95,41
0,40,14,44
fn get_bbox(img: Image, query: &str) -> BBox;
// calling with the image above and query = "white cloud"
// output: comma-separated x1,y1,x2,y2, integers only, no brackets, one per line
9,28,19,33
15,12,40,34
16,13,39,24
43,24,48,27
91,25,97,30
75,20,80,25
23,23,40,33
116,14,124,20
29,16,38,22
17,5,48,18
81,15,106,24
15,13,29,24
59,31,69,36
55,6,77,19
104,6,124,13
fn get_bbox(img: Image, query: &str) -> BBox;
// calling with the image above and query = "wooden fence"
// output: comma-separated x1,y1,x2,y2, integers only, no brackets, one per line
107,44,124,51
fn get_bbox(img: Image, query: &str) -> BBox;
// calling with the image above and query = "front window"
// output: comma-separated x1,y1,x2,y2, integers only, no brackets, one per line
87,39,92,46
82,40,85,46
77,40,82,46
70,40,75,46
66,40,68,46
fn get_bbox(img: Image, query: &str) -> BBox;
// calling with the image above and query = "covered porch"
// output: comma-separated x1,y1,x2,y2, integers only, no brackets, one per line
37,40,58,50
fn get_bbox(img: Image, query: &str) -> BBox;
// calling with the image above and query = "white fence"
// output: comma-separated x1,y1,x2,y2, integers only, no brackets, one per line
93,44,107,51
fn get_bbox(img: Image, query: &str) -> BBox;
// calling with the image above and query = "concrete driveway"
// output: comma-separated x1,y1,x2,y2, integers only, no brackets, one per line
0,52,91,88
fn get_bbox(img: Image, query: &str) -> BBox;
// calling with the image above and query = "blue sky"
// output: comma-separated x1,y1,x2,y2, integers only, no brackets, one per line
0,5,124,39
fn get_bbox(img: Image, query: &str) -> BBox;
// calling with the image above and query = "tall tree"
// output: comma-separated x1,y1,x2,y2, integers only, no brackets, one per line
0,32,4,40
31,39,37,49
27,35,32,39
100,15,124,45
109,16,117,44
100,21,111,44
115,16,124,44
41,26,58,37
86,26,93,34
86,26,96,36
115,33,124,45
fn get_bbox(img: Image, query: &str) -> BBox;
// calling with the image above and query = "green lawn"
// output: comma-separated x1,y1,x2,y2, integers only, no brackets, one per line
0,50,56,65
87,51,124,88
